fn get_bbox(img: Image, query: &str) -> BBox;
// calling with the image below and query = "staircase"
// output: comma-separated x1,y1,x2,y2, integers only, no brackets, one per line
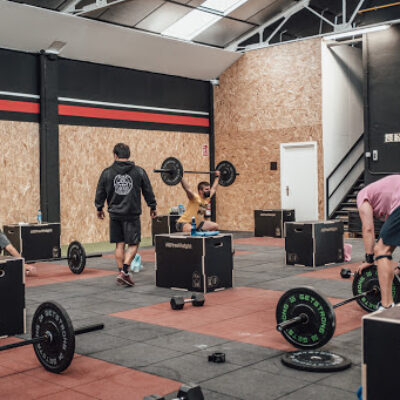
329,173,364,231
326,134,365,231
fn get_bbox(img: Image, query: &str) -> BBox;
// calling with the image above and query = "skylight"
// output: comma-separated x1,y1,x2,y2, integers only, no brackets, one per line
162,0,249,41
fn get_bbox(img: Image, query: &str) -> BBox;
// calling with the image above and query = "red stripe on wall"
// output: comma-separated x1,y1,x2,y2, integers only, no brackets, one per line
58,104,210,127
0,99,40,114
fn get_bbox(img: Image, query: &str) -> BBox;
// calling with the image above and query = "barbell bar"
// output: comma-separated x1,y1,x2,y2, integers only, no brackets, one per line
26,241,103,274
154,157,239,187
275,285,379,349
0,301,104,373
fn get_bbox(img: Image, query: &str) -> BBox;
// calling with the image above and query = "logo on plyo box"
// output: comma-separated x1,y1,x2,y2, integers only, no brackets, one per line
114,174,133,195
321,227,338,232
165,242,192,250
30,229,53,234
192,271,202,288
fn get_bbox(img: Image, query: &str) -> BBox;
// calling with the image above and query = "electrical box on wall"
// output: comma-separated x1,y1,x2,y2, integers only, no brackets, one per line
270,162,278,170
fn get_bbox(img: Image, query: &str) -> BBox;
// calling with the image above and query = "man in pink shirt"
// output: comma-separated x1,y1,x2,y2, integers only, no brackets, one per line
357,174,400,309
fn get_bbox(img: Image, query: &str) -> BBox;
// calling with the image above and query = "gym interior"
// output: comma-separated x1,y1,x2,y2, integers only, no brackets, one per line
0,0,400,399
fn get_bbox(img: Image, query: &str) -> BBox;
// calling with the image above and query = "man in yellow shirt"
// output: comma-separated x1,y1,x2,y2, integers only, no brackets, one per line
176,171,220,233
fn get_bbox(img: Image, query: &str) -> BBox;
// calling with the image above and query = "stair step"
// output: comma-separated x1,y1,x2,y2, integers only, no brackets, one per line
341,202,357,207
334,210,352,215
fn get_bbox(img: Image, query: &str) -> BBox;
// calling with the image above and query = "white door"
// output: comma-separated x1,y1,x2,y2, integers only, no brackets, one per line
280,142,318,221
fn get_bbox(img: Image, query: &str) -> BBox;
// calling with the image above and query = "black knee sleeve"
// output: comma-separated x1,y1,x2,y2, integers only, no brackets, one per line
375,255,393,262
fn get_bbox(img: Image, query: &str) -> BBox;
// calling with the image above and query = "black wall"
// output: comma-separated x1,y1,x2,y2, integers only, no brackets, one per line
364,25,400,183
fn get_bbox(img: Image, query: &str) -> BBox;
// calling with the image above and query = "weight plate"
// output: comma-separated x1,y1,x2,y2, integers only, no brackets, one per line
352,265,400,312
160,157,183,186
32,301,75,373
281,350,352,372
67,241,86,274
276,286,336,350
216,161,237,187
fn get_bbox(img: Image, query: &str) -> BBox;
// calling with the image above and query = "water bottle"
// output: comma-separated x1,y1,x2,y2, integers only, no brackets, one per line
178,204,184,215
37,209,42,224
191,217,196,236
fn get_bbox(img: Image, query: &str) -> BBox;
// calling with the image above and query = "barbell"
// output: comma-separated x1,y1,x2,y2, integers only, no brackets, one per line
26,241,103,274
340,265,400,312
275,284,379,350
0,301,104,373
154,157,239,187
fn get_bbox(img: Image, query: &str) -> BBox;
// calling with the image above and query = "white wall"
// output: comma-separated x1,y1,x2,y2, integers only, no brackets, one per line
322,42,364,216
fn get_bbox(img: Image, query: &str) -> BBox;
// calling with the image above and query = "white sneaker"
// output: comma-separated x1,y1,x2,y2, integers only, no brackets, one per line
378,302,395,311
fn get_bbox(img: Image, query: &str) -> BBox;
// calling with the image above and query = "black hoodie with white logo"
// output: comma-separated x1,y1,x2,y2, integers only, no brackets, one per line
95,161,156,219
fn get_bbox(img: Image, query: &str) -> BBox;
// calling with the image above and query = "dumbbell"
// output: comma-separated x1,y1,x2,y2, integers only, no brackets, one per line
340,268,355,279
170,293,205,310
144,384,204,400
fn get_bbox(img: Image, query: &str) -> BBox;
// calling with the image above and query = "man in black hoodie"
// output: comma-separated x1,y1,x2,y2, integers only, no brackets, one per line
95,143,157,286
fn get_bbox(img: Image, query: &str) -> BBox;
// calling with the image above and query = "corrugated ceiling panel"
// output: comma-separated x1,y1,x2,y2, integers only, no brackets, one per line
136,2,191,32
194,17,253,47
98,0,164,26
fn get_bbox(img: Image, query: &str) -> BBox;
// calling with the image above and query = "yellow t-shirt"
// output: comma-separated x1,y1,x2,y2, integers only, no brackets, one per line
178,194,210,225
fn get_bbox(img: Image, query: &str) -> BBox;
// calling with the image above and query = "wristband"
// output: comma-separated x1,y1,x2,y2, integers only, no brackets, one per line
365,253,374,264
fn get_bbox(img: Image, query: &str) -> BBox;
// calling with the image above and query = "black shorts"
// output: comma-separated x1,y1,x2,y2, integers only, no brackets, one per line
110,217,141,245
175,221,205,232
379,206,400,247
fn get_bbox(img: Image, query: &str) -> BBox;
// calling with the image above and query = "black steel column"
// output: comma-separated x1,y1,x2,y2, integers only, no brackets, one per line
39,51,60,222
209,83,216,222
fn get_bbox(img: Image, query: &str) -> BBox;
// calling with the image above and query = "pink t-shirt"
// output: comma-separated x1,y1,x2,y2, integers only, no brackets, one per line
357,175,400,220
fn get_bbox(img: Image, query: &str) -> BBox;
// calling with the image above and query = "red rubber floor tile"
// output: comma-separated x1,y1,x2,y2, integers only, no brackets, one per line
111,287,367,351
234,237,284,247
73,369,181,400
0,349,181,399
103,248,156,263
38,390,97,399
25,263,116,288
297,262,360,280
0,373,64,399
25,355,127,389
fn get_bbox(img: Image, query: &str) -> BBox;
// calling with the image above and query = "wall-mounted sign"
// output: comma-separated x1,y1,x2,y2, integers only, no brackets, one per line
385,133,400,143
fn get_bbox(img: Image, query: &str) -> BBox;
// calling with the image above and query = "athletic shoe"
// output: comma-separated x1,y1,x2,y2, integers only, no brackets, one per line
116,271,135,287
377,302,395,311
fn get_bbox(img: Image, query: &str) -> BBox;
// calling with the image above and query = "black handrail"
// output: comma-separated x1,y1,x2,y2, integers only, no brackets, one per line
326,133,364,218
326,133,364,183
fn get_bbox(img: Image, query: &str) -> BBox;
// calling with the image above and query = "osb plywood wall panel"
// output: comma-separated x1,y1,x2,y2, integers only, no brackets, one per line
59,126,209,244
0,121,40,227
214,38,323,231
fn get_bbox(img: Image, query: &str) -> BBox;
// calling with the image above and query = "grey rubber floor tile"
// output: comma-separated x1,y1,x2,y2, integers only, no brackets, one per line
140,352,242,383
197,389,242,400
277,383,356,400
144,331,230,353
202,367,309,400
104,320,178,341
202,341,281,366
85,300,143,314
91,341,184,368
318,365,361,392
75,331,135,355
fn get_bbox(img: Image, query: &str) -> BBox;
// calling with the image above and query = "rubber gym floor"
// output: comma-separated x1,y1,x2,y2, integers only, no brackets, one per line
0,233,376,400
